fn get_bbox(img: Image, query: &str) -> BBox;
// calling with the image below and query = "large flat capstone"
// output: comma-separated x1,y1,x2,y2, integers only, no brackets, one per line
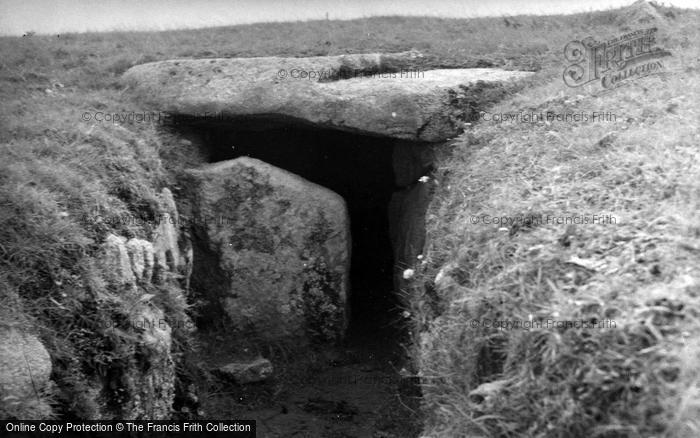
123,52,533,142
184,157,350,344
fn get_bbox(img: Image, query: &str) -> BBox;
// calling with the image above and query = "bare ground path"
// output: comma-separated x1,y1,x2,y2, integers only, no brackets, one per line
192,295,421,438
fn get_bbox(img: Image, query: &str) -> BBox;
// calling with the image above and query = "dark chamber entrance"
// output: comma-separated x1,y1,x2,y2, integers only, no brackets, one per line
177,118,399,329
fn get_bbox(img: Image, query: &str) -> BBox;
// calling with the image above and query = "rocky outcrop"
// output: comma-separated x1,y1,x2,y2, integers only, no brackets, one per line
0,328,53,419
123,54,532,142
101,188,190,289
183,157,350,345
126,238,155,282
122,305,176,419
102,234,136,287
95,187,190,419
153,188,183,283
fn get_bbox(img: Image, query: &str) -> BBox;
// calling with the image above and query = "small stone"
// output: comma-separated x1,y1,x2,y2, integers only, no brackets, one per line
434,268,446,285
469,379,508,405
219,358,273,384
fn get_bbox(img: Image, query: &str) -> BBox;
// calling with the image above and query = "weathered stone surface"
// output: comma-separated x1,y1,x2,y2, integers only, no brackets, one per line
184,157,350,344
218,358,273,384
94,187,189,419
102,234,136,287
122,305,175,419
101,188,190,289
126,238,155,282
0,328,52,404
389,182,432,291
123,54,532,142
153,188,181,283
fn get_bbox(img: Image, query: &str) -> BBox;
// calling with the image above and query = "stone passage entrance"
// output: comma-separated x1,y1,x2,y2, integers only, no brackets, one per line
178,117,422,336
173,118,430,436
124,52,532,344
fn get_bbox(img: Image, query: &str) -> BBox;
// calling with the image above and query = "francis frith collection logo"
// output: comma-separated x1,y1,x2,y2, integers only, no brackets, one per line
563,27,671,90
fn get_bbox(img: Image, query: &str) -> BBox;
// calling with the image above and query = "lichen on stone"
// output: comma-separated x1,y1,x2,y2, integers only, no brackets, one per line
298,258,344,343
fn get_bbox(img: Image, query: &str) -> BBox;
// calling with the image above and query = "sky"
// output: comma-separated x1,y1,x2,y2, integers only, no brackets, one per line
0,0,698,36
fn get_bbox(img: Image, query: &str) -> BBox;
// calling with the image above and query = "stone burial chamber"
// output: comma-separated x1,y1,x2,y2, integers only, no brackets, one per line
123,52,532,346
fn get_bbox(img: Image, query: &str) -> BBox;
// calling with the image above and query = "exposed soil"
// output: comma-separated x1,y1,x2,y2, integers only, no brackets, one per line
190,296,421,438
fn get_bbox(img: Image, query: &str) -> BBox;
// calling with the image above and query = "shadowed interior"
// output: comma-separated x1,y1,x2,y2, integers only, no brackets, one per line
176,118,406,330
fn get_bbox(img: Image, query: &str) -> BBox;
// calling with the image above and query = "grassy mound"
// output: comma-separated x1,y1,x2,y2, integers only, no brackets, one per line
0,39,193,419
409,6,700,437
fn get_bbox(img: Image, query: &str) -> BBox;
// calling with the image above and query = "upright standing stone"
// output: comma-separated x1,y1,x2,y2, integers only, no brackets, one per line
184,157,350,344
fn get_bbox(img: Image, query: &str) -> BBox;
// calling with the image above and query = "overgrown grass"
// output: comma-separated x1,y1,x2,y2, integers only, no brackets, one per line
0,37,181,418
409,6,700,436
1,0,698,431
